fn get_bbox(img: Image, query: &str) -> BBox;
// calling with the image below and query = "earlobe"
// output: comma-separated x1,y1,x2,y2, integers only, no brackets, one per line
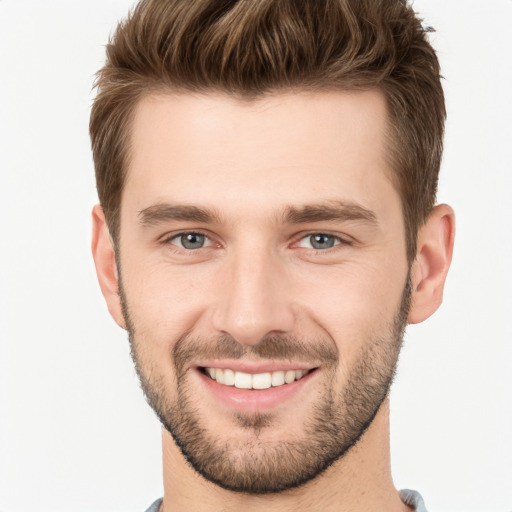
91,204,126,329
408,204,455,324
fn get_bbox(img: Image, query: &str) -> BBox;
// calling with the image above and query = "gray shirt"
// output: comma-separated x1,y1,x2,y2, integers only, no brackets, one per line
144,489,427,511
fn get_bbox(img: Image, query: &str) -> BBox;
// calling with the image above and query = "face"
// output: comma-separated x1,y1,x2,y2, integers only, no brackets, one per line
117,91,411,493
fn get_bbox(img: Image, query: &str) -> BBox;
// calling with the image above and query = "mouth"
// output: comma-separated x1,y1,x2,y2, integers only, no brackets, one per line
194,363,320,412
200,366,313,390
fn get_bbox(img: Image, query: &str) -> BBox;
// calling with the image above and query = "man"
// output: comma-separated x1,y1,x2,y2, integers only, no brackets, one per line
90,0,455,510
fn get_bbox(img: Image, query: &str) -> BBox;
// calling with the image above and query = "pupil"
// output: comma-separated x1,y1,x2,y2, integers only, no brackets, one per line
182,233,204,249
311,234,334,249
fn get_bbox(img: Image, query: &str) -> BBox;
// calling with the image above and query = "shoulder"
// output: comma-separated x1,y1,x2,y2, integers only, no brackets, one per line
399,489,428,512
143,498,163,512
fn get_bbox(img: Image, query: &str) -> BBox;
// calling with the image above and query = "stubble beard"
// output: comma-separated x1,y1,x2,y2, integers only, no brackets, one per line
120,276,411,495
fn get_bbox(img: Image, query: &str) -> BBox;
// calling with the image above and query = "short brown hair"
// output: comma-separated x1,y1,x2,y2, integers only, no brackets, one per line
90,0,445,262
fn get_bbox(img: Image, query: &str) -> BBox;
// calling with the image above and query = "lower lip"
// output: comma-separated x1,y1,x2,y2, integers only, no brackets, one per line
195,368,318,412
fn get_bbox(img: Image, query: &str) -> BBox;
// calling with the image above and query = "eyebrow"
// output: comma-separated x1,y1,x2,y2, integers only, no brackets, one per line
281,201,378,226
138,200,378,227
138,204,222,226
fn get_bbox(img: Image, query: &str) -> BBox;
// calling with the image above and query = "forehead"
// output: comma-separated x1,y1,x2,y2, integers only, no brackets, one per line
124,90,397,222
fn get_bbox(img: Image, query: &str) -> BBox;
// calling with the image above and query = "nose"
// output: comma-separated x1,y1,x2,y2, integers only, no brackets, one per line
211,244,295,346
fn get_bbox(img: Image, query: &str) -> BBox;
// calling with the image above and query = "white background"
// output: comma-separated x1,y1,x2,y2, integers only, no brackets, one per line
0,1,511,511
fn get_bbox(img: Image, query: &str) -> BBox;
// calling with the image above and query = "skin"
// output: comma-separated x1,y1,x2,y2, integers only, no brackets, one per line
92,90,455,511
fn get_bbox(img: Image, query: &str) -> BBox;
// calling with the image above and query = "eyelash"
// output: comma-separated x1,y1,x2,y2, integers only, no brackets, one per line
162,231,214,250
296,233,347,250
161,230,351,253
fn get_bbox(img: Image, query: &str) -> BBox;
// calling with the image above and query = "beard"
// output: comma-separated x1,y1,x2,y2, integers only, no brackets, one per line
119,275,411,495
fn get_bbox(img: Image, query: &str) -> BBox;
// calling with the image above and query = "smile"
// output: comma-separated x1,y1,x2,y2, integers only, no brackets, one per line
203,367,311,390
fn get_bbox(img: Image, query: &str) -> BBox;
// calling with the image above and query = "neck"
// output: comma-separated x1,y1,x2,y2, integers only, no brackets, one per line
159,399,410,512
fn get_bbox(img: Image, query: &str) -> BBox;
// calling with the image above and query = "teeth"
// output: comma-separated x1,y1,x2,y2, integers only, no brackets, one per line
215,368,225,385
284,370,296,384
205,367,310,389
234,371,252,389
252,372,272,390
271,371,285,387
223,368,235,386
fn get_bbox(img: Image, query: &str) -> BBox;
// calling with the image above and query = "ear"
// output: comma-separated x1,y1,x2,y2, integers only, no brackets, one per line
408,204,456,324
91,204,126,329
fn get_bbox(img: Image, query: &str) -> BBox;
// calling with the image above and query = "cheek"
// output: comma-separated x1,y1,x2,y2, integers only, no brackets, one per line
293,260,407,360
120,255,213,350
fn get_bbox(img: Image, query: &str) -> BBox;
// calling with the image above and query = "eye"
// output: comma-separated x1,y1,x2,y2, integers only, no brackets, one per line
170,232,212,250
297,233,342,250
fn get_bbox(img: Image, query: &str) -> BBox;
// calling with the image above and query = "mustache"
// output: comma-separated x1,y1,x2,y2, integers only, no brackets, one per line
172,333,339,376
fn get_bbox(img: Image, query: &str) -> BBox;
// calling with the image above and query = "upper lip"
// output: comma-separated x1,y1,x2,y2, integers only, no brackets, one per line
193,360,319,374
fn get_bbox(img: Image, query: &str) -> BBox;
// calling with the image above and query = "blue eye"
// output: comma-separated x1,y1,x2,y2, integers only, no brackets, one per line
298,234,341,250
171,232,211,250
